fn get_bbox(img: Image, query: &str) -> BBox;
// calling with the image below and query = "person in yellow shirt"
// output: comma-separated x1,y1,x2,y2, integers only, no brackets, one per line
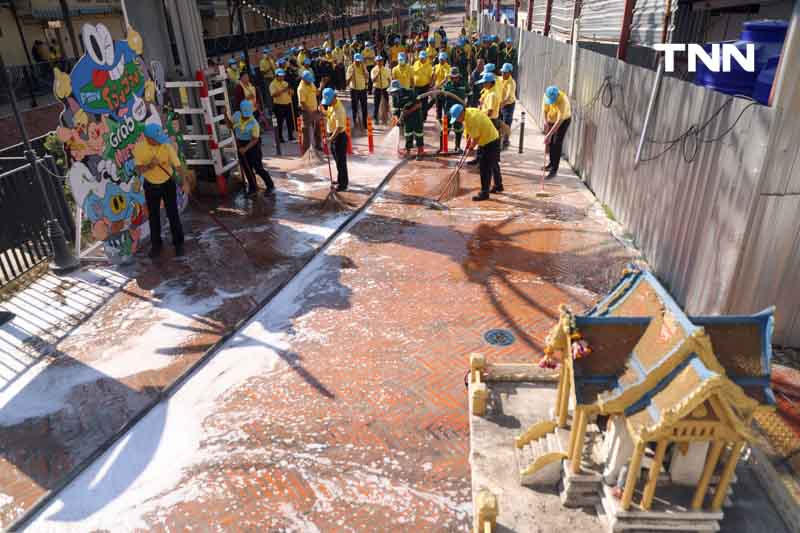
542,85,572,178
133,124,186,257
297,46,307,67
362,42,376,92
449,104,501,201
389,37,402,66
371,55,391,124
321,88,348,190
270,69,295,143
259,48,276,113
426,36,437,61
478,72,501,121
392,52,413,89
413,51,433,120
499,63,516,149
297,70,322,153
228,100,275,198
347,53,369,129
226,57,240,84
433,52,451,121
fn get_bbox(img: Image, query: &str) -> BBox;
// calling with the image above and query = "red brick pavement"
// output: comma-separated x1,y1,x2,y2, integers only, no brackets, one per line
27,92,636,530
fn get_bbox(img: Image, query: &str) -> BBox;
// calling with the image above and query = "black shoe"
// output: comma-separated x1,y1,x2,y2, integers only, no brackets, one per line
545,169,557,179
490,185,504,193
148,246,162,258
336,185,348,192
472,192,490,201
466,159,479,166
175,244,185,257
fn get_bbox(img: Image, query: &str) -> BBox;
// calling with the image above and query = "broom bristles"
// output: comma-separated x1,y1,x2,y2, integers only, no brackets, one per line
436,169,461,203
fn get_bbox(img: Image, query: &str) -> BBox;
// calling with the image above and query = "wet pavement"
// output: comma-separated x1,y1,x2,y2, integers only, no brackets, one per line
22,78,637,533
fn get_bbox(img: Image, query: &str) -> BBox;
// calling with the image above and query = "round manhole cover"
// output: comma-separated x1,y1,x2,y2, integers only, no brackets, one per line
484,329,515,346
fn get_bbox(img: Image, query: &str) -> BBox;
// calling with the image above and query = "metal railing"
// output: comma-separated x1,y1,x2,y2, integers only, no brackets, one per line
0,156,75,287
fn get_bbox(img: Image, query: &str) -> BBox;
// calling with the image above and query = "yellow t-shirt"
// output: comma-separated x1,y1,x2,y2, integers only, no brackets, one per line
133,140,181,185
297,51,307,66
371,65,391,89
347,63,368,90
463,108,499,146
502,77,516,105
326,100,347,135
270,79,292,105
297,80,318,112
332,48,344,64
226,66,240,82
390,44,402,63
426,45,437,59
259,57,275,78
392,64,413,89
412,60,432,87
480,87,500,119
240,81,258,108
362,48,376,66
543,91,572,123
433,63,451,87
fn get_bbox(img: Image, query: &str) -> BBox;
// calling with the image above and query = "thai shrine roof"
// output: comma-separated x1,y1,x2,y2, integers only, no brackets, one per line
570,266,774,416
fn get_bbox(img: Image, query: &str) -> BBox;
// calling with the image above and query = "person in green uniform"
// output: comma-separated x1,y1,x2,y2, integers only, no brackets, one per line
443,67,467,153
501,37,517,70
388,80,424,158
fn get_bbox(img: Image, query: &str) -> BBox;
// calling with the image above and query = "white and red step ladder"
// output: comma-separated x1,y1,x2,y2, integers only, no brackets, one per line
165,67,239,194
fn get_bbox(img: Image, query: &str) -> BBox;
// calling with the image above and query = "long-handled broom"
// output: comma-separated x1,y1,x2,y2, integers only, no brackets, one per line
535,142,552,198
429,143,473,210
319,129,352,212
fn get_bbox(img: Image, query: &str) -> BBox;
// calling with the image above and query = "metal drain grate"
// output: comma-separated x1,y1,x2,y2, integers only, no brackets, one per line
484,329,515,346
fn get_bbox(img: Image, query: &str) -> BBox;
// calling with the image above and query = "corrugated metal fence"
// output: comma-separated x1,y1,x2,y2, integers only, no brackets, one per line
483,17,800,346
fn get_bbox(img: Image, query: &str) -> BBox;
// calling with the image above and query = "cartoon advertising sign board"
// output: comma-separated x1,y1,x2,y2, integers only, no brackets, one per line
55,23,190,261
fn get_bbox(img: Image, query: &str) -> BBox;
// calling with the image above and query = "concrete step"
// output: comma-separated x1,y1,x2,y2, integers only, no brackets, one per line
518,431,565,487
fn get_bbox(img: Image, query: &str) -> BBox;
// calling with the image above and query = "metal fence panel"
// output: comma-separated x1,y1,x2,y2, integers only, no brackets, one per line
480,16,800,346
629,0,678,45
531,3,548,33
580,0,627,43
0,159,75,286
549,0,576,41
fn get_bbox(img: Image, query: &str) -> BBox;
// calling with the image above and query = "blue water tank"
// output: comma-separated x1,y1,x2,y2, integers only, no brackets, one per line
753,56,780,105
694,19,788,105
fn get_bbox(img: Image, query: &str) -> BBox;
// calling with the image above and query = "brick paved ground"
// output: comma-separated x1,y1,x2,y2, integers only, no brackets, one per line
25,17,638,529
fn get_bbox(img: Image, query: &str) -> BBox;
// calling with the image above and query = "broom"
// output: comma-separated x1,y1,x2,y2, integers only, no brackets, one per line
430,143,472,209
535,141,552,198
319,130,352,212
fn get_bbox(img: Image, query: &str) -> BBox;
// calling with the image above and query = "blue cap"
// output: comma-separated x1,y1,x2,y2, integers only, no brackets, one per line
428,36,435,43
325,47,332,53
388,79,402,93
239,52,246,59
481,35,491,42
304,58,311,65
376,55,384,61
263,47,271,54
478,72,496,84
144,123,169,144
354,53,363,61
484,63,496,73
277,58,287,65
228,58,237,65
240,99,254,118
448,103,464,125
398,52,407,63
321,87,336,105
419,51,428,60
290,47,297,53
275,68,286,76
545,85,560,105
394,37,401,44
506,37,513,44
302,70,315,83
438,52,448,61
501,63,513,73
